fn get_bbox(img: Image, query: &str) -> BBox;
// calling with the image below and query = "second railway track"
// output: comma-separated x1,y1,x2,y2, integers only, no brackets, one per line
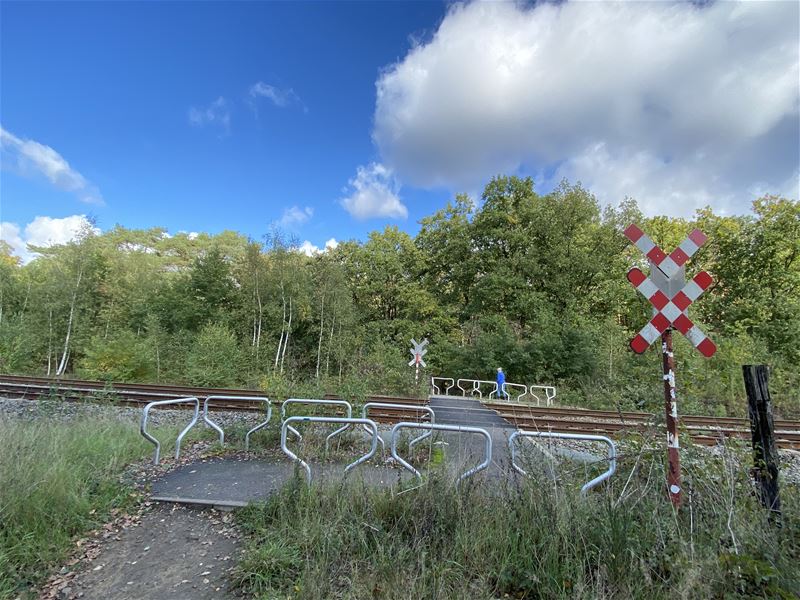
2,374,798,449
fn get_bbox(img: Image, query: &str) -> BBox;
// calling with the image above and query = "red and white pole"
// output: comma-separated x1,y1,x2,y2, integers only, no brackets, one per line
661,328,682,507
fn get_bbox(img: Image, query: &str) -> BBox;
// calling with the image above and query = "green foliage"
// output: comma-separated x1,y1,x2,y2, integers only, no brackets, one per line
78,330,155,381
0,417,148,598
185,322,241,387
1,179,797,417
233,449,800,599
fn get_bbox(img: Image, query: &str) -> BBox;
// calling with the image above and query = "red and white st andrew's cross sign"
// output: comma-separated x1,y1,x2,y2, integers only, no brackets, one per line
624,225,717,358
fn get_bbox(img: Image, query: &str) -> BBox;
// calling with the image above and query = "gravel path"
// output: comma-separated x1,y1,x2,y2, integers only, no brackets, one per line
59,504,241,600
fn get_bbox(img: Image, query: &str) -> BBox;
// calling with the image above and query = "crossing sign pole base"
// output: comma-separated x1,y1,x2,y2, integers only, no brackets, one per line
661,328,682,508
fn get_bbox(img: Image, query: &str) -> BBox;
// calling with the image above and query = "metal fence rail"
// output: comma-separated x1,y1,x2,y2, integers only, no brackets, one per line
281,398,352,449
489,382,527,403
430,377,455,395
509,430,617,494
390,422,492,486
455,378,498,399
202,395,272,450
281,416,379,483
524,385,557,407
361,402,435,453
140,397,201,464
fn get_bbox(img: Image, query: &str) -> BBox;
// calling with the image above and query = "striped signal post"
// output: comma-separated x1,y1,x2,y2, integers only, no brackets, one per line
409,338,429,385
624,225,716,509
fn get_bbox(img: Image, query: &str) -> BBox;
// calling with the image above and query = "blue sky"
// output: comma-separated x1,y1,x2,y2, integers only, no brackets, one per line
1,1,798,261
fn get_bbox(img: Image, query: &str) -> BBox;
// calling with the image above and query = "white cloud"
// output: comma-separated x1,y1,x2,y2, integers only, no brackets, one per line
0,215,99,264
249,82,306,112
0,126,104,205
340,163,407,220
295,238,339,257
188,97,231,134
279,205,314,227
373,1,800,215
297,240,320,257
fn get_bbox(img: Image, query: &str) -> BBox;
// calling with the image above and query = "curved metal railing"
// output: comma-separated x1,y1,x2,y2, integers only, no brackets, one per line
361,402,435,453
509,430,616,494
523,385,557,407
140,397,201,464
455,378,498,399
390,422,492,486
281,398,352,449
281,416,379,484
430,377,455,396
202,395,271,450
488,382,528,403
449,376,556,406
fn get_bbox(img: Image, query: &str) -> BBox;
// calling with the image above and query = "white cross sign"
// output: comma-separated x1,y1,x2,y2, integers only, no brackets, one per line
624,226,716,357
409,338,428,368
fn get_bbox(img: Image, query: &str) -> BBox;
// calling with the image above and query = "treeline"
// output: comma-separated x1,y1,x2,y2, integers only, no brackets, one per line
1,177,798,416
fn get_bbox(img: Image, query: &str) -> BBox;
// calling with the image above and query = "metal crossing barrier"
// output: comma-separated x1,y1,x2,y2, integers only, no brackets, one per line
390,422,492,486
361,402,435,453
140,397,201,464
488,382,528,403
430,377,455,395
281,416,379,483
444,376,556,406
509,430,617,494
456,378,498,399
281,398,352,449
202,395,272,450
524,385,557,407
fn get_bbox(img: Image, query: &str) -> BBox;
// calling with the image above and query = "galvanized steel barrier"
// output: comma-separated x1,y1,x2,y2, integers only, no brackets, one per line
453,377,556,406
390,422,492,486
361,402,435,453
456,378,499,399
430,377,455,395
489,382,528,403
509,430,617,494
524,385,557,407
281,416,379,484
140,397,201,464
202,395,271,450
281,398,352,449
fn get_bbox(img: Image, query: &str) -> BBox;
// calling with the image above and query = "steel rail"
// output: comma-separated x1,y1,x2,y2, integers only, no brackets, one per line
202,395,271,450
361,402,435,453
509,430,617,494
3,375,798,448
140,397,201,464
390,422,492,486
281,398,352,449
281,416,379,483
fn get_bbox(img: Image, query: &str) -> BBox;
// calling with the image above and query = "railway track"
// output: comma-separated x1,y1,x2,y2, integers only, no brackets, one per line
2,374,799,449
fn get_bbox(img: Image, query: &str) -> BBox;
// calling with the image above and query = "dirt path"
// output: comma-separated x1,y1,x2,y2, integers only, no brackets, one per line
57,504,240,600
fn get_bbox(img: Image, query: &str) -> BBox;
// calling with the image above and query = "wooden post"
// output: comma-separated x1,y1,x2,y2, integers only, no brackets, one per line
662,329,682,508
742,365,781,518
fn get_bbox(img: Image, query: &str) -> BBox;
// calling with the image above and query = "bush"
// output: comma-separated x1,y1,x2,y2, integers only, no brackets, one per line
185,322,241,387
77,329,155,382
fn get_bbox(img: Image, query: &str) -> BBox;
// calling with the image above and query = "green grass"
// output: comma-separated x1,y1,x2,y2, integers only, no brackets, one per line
233,440,799,599
0,416,158,598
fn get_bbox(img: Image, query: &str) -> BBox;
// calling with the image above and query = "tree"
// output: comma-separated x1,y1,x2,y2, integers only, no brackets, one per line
185,323,241,387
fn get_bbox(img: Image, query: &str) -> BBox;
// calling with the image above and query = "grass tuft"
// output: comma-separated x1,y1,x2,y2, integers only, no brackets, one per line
234,442,799,599
0,417,151,598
